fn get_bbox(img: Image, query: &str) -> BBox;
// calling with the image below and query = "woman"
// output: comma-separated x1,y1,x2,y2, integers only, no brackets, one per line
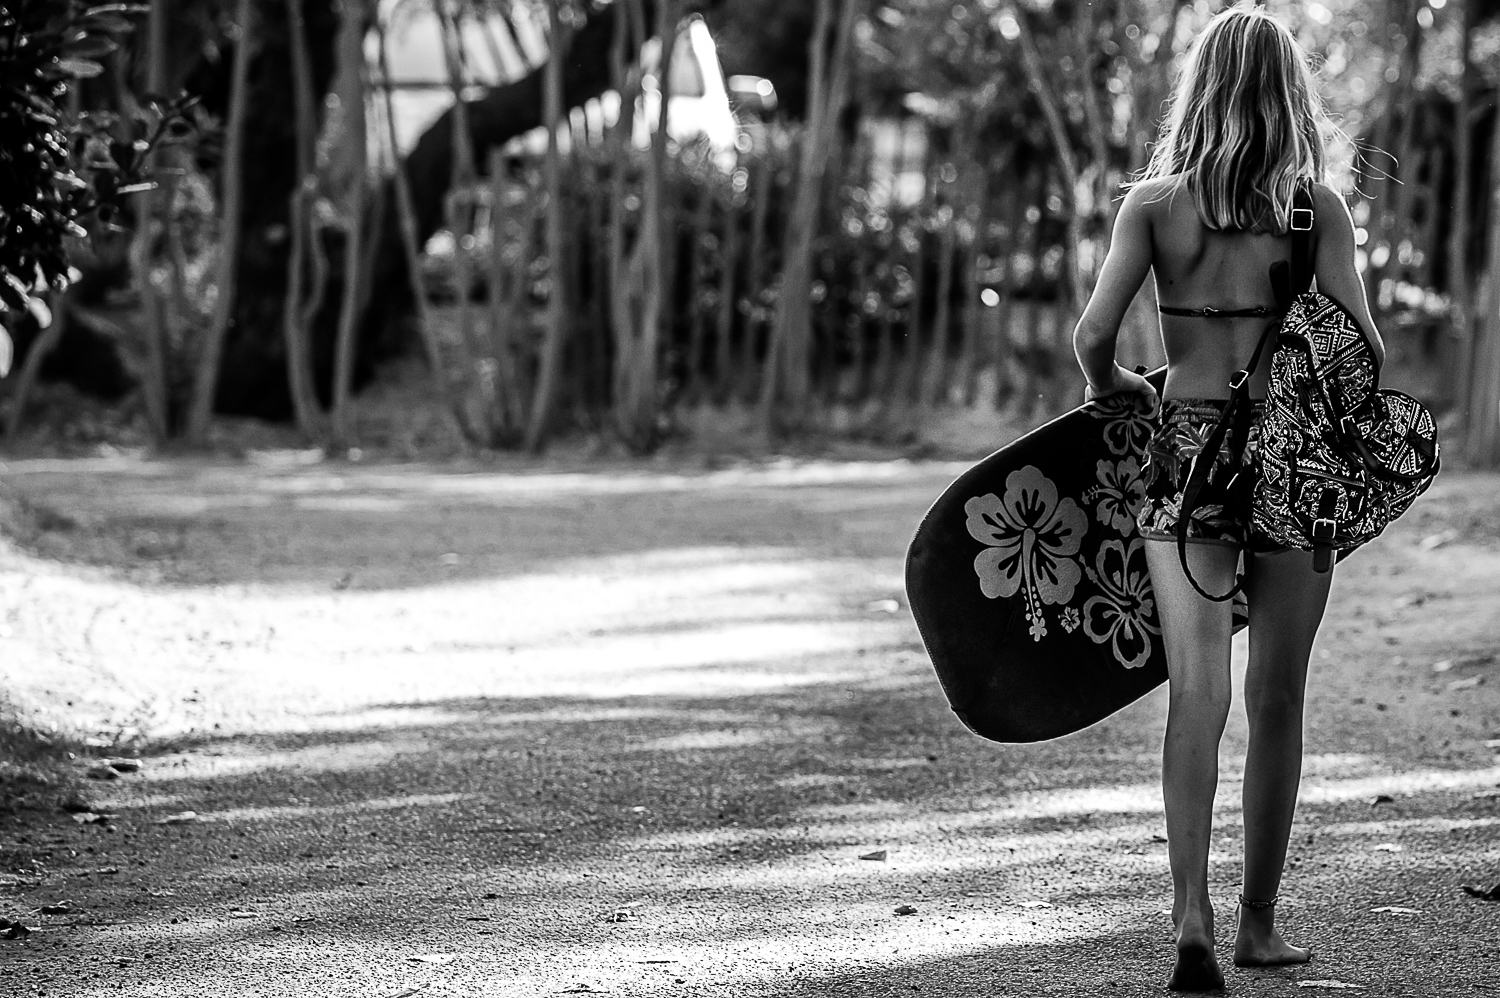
1072,7,1384,991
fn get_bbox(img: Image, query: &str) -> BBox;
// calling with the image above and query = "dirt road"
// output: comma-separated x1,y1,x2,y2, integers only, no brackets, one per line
0,455,1497,996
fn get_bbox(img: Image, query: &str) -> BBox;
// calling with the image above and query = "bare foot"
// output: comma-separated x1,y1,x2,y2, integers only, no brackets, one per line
1170,920,1225,992
1234,903,1310,967
1233,924,1311,967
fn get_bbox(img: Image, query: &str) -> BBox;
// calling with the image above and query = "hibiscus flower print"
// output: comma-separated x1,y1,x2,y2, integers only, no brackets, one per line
1081,538,1160,669
1087,391,1159,456
1085,458,1146,535
965,466,1088,642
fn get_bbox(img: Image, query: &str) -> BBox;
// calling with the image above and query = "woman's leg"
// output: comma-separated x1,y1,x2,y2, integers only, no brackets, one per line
1234,547,1333,966
1144,539,1239,990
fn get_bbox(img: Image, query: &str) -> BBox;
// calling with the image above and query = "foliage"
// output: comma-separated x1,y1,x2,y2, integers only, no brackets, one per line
0,3,198,311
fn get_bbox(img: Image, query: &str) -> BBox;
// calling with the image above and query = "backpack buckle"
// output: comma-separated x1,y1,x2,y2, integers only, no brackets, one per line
1291,207,1314,231
1229,370,1250,392
1311,518,1337,542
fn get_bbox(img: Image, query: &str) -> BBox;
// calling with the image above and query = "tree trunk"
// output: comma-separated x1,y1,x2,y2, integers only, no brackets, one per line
1128,0,1188,175
759,0,859,434
920,186,959,410
1466,98,1500,467
959,158,989,407
1016,9,1087,313
488,148,526,436
524,0,574,452
612,0,673,452
713,186,740,403
896,186,929,409
436,0,492,439
685,182,714,402
187,0,254,444
283,0,328,441
130,0,172,442
738,160,772,402
1074,2,1113,234
1450,0,1477,437
329,0,370,448
5,295,69,442
374,14,467,441
606,0,637,424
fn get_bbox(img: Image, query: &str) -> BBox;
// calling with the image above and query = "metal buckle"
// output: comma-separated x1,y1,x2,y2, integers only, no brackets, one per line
1202,306,1220,317
1228,370,1250,391
1290,207,1314,231
1311,518,1336,542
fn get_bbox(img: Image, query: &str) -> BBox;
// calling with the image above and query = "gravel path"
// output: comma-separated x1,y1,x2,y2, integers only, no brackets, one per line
0,456,1497,997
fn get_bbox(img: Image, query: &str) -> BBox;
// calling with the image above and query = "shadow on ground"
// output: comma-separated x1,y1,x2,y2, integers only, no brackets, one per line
0,461,1497,996
3,663,1498,997
0,458,963,590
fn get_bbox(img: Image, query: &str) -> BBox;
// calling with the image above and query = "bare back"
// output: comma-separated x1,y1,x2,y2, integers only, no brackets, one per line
1073,175,1384,404
1149,181,1304,399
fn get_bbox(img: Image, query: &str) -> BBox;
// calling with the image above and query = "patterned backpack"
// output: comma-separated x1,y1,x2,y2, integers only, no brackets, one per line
1250,197,1441,569
1177,180,1441,599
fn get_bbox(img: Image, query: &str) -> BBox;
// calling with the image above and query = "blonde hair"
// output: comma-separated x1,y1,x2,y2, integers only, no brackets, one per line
1138,5,1327,233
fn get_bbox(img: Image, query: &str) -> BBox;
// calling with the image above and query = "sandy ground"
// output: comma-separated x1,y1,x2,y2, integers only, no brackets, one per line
0,454,1497,997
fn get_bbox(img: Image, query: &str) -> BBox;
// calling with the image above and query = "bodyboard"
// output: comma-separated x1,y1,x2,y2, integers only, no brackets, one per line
905,370,1249,743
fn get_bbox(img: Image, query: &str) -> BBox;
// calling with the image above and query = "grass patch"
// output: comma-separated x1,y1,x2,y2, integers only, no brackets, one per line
0,696,88,817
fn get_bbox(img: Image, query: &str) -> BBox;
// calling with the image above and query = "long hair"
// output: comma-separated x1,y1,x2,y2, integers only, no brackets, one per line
1137,6,1328,233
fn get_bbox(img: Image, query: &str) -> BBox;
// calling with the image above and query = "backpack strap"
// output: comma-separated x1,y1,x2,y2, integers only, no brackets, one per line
1172,324,1272,602
1273,179,1316,307
1173,179,1316,602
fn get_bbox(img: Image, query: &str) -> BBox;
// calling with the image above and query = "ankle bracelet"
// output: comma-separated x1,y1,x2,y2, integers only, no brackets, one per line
1238,894,1278,910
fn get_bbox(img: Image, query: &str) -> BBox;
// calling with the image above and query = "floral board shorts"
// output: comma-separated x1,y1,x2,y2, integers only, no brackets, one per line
1136,397,1280,552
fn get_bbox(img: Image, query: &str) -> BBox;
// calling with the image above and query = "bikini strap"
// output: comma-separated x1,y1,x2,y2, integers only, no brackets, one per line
1158,305,1278,318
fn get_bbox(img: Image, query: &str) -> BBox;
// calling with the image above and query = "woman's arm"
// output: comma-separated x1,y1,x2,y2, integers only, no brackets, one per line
1073,184,1157,400
1312,182,1386,368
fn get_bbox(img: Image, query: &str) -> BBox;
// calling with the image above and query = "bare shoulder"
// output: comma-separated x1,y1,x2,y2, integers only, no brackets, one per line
1121,175,1187,219
1310,180,1354,231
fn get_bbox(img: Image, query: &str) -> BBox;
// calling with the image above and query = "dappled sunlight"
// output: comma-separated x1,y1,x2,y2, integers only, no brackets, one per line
0,533,919,740
203,792,474,824
2,466,1497,995
1299,764,1500,803
131,737,437,784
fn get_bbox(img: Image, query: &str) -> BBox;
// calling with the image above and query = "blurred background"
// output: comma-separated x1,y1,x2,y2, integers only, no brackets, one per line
4,0,1499,463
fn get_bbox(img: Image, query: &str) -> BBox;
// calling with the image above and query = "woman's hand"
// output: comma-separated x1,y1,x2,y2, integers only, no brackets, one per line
1085,363,1158,410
